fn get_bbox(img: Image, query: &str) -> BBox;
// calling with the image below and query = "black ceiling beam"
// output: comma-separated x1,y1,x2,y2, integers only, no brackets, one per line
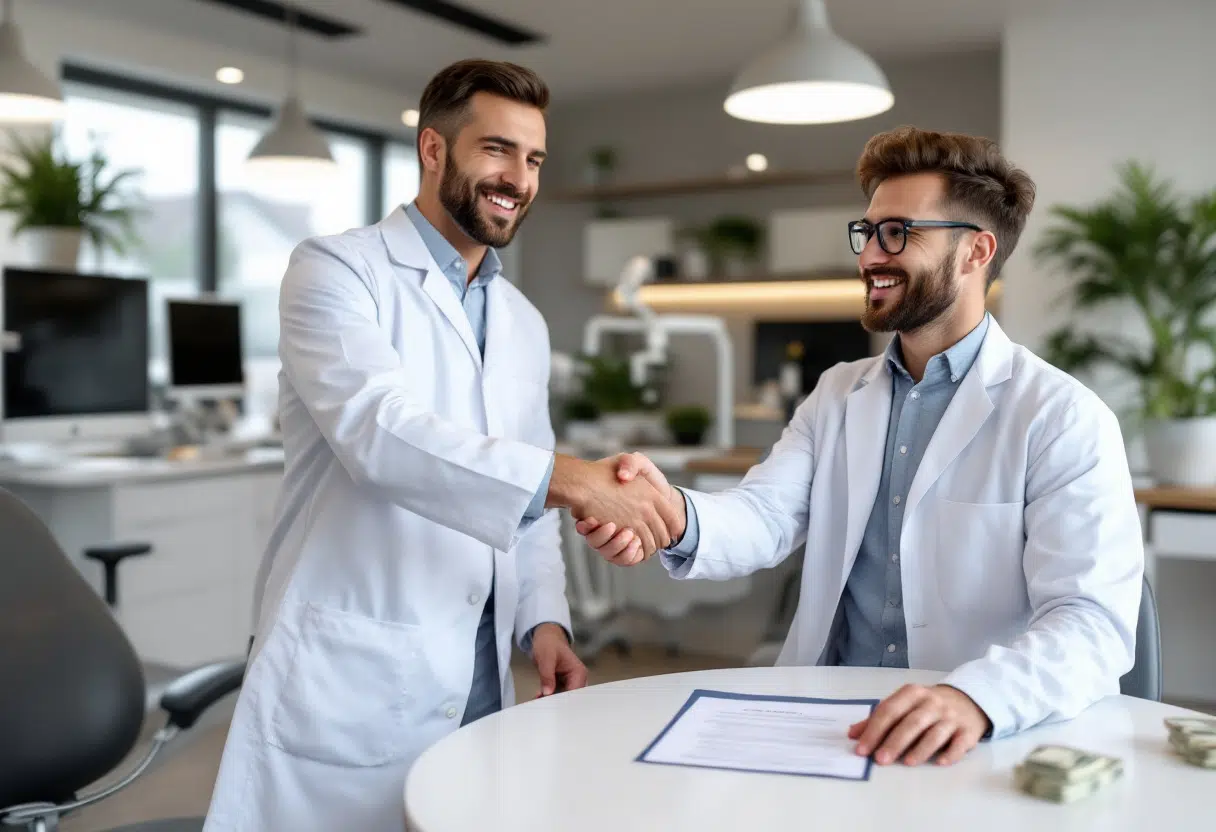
374,0,544,45
192,0,361,38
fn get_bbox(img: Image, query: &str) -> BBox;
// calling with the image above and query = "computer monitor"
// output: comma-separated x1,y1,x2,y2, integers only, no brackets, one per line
166,298,244,399
1,268,151,443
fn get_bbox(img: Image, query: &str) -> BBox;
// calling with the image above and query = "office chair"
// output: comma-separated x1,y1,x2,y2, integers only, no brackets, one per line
0,488,245,832
1120,575,1162,701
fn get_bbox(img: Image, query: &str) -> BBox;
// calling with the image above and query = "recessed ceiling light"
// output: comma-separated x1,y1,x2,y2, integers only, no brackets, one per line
216,67,244,84
401,108,420,127
746,153,769,172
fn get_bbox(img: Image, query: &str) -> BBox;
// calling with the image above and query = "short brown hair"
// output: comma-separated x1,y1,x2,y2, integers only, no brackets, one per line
856,126,1036,284
417,59,549,149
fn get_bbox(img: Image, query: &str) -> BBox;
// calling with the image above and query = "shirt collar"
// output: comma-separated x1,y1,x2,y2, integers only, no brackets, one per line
885,312,991,383
404,201,502,287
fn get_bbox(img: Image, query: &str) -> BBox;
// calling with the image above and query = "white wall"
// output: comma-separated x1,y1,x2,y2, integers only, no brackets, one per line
1001,0,1216,703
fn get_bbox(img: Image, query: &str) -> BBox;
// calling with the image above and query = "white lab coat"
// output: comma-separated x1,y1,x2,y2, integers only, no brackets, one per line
669,317,1143,739
202,208,569,832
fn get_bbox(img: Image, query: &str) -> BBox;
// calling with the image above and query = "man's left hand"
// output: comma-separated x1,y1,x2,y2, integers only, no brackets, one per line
530,623,588,698
849,684,991,766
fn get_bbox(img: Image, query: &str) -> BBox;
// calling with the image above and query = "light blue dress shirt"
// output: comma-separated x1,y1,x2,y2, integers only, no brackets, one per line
404,203,553,724
666,314,991,669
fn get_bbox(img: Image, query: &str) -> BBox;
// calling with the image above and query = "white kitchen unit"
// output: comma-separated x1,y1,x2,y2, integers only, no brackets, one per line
0,454,283,669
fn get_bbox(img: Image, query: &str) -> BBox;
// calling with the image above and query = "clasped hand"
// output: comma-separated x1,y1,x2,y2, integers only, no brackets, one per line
571,452,681,566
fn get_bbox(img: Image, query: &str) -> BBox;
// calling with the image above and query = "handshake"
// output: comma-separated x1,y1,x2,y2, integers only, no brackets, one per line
547,452,683,566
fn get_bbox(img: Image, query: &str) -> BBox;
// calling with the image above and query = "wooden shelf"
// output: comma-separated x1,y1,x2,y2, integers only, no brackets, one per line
548,169,857,202
611,277,1004,321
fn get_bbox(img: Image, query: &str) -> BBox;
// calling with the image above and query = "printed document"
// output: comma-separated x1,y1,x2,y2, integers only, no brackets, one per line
637,689,877,780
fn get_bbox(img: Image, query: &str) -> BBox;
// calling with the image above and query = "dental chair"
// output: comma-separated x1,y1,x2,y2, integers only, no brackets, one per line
0,487,245,831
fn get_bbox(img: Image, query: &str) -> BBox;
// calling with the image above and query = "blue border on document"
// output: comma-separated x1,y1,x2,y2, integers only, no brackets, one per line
634,688,879,781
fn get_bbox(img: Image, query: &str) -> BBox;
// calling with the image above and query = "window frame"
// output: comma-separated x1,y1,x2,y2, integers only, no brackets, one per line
61,62,411,293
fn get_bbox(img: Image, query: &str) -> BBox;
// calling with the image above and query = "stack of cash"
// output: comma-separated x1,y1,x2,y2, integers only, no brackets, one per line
1165,717,1216,769
1013,745,1124,803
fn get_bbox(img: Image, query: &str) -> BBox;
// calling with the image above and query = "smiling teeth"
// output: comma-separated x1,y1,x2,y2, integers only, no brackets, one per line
871,277,903,288
487,194,516,210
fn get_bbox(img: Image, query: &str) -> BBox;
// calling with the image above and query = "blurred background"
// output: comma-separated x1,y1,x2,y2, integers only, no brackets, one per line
0,0,1213,826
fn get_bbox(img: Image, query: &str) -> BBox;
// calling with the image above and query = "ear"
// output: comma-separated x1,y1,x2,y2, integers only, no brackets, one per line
960,229,997,280
417,126,446,176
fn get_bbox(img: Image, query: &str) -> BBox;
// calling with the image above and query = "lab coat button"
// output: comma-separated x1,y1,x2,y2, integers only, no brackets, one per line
887,644,897,653
468,593,481,605
446,707,458,719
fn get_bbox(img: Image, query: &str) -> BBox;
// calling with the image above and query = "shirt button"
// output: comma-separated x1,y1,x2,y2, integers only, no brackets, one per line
891,553,899,563
446,706,458,719
468,593,481,605
951,375,959,383
892,495,901,505
899,445,907,454
910,390,920,400
887,644,897,653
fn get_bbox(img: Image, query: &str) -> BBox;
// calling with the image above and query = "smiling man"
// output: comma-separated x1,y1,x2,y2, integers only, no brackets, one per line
578,126,1144,767
202,60,681,832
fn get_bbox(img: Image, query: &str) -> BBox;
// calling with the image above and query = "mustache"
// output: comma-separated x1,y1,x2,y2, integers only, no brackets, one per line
863,266,909,283
479,182,528,202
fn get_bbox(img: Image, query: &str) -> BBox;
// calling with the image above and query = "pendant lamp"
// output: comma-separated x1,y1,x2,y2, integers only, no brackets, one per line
725,0,893,125
0,0,64,123
245,3,336,194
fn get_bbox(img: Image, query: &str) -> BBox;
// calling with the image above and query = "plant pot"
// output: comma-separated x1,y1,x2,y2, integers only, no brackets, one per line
1142,417,1216,486
24,227,83,270
672,430,705,447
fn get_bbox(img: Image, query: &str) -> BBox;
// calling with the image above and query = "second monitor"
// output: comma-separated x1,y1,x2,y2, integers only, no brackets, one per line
167,298,244,399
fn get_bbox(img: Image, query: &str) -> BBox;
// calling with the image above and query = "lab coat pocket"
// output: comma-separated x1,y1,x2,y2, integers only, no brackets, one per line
934,499,1027,621
268,603,426,767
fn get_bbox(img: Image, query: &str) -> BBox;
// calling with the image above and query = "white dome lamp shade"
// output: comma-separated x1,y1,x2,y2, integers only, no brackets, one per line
0,0,65,123
725,0,893,125
246,4,336,195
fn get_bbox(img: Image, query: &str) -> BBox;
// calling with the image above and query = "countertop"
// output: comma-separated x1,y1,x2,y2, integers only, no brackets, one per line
0,447,285,489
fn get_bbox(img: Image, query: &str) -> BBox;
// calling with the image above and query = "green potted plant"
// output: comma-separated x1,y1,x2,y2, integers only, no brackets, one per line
578,354,661,444
1038,160,1216,485
0,129,142,270
665,405,711,446
561,397,601,444
701,215,765,277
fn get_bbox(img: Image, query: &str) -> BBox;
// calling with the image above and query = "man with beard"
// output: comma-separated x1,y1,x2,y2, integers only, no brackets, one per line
576,126,1144,767
202,60,679,832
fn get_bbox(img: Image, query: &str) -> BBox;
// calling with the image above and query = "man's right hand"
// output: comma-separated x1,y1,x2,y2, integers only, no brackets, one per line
573,453,686,564
548,454,683,564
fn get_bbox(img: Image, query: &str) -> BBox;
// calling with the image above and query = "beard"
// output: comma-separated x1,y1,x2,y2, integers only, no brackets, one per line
439,155,531,248
860,251,959,334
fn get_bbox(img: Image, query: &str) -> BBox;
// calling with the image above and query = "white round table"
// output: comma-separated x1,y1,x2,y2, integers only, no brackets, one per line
404,666,1212,831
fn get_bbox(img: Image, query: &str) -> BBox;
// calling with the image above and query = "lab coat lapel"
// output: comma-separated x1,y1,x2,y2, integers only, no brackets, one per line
841,360,892,589
379,207,482,370
903,319,1014,518
481,279,513,437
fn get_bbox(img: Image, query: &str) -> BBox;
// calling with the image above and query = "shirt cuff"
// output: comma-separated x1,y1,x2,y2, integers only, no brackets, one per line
659,488,699,574
519,621,572,654
520,454,555,525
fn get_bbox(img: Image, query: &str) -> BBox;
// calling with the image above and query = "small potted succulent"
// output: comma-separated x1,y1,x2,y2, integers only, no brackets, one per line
665,405,711,446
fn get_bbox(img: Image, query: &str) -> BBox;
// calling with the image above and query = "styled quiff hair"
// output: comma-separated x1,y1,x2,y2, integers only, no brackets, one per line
417,59,549,151
856,126,1036,284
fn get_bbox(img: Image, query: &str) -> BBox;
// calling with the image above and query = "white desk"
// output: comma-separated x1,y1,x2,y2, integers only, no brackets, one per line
404,666,1213,832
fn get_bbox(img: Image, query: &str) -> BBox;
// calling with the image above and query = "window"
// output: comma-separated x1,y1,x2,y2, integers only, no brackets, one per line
215,112,370,362
382,141,420,218
60,83,201,381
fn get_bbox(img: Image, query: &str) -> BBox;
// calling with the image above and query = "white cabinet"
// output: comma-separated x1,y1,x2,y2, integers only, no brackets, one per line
4,466,282,668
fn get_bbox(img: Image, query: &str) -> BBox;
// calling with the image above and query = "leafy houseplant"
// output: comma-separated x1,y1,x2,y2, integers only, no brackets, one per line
665,405,711,446
695,215,765,277
578,354,663,444
0,130,142,270
1038,161,1216,485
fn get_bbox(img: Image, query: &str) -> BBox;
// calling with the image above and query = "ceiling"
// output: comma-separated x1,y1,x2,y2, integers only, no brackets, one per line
39,0,1012,103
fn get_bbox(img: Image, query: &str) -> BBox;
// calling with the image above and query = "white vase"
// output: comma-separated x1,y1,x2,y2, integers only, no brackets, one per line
1142,417,1216,486
24,227,83,270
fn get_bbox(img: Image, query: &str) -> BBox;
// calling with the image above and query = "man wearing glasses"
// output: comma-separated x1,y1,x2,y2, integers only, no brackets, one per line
576,126,1144,767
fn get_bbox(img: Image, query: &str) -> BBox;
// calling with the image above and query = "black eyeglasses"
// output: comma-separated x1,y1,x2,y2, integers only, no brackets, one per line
847,218,982,256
